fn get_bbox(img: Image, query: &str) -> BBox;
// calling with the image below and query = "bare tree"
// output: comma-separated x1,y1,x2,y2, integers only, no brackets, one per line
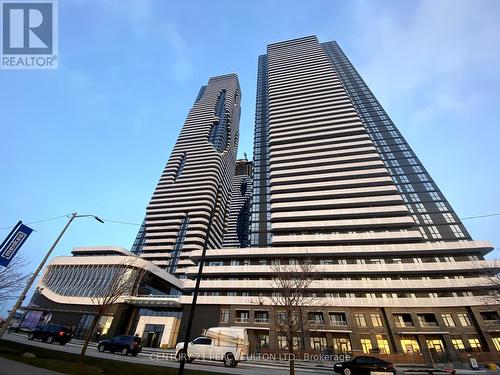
0,256,30,301
79,258,146,362
268,261,320,375
477,259,500,304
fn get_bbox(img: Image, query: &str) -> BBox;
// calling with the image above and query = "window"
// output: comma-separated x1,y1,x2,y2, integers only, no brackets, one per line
422,214,433,224
436,202,447,212
468,338,482,352
492,337,500,351
174,153,187,181
332,337,352,353
441,313,456,327
235,310,249,323
169,216,190,273
404,184,415,192
417,313,438,327
310,335,328,351
256,334,269,350
308,312,325,325
361,338,373,353
376,335,391,354
443,213,455,223
371,313,383,327
458,313,472,327
208,90,228,152
394,314,413,327
410,193,420,202
429,192,441,201
192,337,212,345
355,313,367,327
450,225,465,238
329,312,348,326
451,337,465,351
220,309,229,323
428,226,442,239
254,311,269,323
277,335,287,350
423,182,434,191
415,204,426,213
401,338,420,354
480,311,499,321
426,339,444,352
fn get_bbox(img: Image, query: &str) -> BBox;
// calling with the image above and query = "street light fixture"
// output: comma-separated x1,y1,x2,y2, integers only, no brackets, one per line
0,212,104,338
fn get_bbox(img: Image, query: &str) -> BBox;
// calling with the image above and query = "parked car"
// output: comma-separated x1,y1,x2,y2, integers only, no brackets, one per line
97,335,143,356
28,324,72,345
334,356,396,375
175,327,248,367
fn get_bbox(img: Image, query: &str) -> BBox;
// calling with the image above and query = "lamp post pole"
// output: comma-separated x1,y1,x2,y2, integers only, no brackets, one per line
178,187,221,375
0,212,104,338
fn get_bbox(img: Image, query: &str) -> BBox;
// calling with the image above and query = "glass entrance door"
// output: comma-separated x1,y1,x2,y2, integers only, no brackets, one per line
143,324,164,348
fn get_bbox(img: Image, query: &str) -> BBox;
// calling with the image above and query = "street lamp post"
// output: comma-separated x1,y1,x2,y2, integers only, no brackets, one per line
178,188,221,375
0,212,104,338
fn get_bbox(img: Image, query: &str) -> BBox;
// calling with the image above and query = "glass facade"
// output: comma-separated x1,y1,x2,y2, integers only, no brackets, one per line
169,215,190,274
251,54,271,247
208,89,228,153
321,41,471,242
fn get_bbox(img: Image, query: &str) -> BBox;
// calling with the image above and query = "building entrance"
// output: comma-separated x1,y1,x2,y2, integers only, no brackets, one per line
143,324,164,348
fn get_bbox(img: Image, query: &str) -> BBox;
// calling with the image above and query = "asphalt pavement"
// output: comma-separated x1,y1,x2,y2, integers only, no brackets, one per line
2,333,334,375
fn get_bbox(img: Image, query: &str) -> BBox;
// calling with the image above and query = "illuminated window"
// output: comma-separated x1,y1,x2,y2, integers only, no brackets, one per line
376,335,391,354
310,335,328,351
468,338,482,352
492,337,500,351
332,337,351,353
355,313,367,327
361,338,372,353
451,337,465,351
401,338,420,354
426,339,444,352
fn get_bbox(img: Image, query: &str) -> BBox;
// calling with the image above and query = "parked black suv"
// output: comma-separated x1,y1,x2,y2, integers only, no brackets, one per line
97,335,142,356
334,356,396,375
28,324,72,345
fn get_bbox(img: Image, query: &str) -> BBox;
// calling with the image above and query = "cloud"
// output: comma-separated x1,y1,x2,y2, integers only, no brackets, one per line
163,22,195,81
345,0,500,126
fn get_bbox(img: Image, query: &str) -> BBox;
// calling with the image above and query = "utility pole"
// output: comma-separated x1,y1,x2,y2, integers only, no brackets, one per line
178,188,221,375
0,213,103,338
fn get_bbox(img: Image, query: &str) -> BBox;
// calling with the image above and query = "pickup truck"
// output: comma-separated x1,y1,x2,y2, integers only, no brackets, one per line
175,327,248,367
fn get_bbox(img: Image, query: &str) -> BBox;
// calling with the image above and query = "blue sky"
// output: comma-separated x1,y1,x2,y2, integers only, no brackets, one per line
1,0,499,315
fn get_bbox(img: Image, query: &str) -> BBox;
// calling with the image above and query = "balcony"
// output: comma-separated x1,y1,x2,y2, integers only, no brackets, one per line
235,310,249,324
394,314,414,328
329,313,348,326
235,317,249,323
255,311,270,324
419,321,438,327
418,313,439,328
395,321,414,328
308,312,325,326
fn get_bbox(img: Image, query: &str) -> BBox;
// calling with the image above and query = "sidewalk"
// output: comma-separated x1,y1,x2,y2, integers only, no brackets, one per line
0,357,65,375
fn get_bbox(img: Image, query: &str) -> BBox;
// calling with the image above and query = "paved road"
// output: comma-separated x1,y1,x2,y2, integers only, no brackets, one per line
2,333,333,375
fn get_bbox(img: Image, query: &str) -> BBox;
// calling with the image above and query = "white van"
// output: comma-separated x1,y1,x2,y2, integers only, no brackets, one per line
175,326,248,367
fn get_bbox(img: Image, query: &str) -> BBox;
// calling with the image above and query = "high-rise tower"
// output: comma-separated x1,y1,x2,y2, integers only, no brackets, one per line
192,36,499,359
133,74,241,277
